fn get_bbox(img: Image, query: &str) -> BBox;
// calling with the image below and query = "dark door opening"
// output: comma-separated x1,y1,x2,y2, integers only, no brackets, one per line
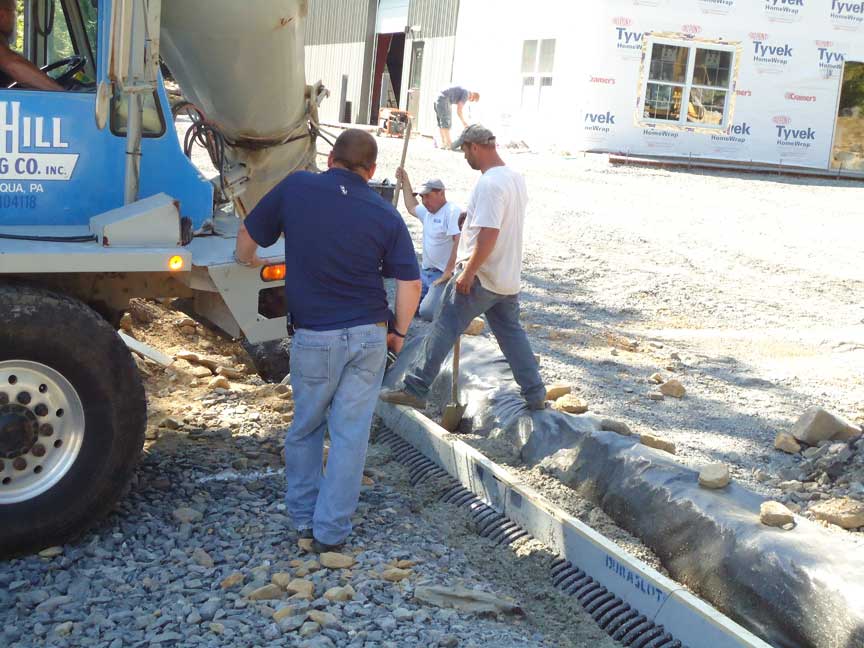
370,32,406,124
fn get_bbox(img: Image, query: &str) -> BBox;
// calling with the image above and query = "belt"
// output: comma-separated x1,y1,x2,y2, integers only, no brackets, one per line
375,321,387,328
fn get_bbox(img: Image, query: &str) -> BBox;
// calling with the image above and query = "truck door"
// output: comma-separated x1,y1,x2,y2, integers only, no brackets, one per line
0,0,211,229
0,0,111,227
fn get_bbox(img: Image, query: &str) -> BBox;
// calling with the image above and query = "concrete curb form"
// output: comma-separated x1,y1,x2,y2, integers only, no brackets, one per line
381,335,864,648
376,402,772,648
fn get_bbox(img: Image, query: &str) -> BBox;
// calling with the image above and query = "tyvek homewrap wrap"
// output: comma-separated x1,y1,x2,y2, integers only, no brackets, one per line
574,0,861,171
384,334,864,648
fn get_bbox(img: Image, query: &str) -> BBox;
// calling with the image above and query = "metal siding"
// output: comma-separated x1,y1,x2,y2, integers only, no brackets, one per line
306,0,369,46
400,36,458,135
409,0,460,40
306,42,368,123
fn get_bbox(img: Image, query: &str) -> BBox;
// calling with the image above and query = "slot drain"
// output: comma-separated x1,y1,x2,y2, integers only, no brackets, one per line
376,428,687,648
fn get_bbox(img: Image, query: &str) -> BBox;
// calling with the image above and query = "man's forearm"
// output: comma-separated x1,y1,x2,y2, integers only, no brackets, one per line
443,235,460,273
464,228,498,276
400,177,419,217
394,279,421,335
3,53,62,91
235,224,260,265
456,103,467,126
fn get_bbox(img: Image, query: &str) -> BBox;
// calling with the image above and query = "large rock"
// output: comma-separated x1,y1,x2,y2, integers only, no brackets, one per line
774,432,802,455
699,464,730,489
659,379,686,398
382,568,411,582
248,584,283,601
760,501,794,528
640,433,676,455
810,498,864,530
323,585,355,602
319,552,355,569
600,419,632,436
308,610,340,628
464,318,485,336
791,407,862,446
285,579,315,599
551,394,588,414
545,384,572,401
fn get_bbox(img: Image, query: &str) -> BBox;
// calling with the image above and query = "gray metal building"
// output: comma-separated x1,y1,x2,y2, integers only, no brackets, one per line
304,0,460,135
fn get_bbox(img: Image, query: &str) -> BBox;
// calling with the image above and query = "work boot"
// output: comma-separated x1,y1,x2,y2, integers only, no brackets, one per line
311,538,344,554
297,528,314,552
379,388,426,410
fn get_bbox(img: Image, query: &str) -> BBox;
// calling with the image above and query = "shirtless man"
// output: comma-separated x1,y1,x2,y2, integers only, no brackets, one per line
0,0,62,91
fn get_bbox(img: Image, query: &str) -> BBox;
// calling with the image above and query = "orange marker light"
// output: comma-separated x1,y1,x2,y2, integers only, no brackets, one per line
168,255,184,272
261,264,286,282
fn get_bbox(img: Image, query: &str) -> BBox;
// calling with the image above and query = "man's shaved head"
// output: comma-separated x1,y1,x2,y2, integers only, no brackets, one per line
331,129,378,173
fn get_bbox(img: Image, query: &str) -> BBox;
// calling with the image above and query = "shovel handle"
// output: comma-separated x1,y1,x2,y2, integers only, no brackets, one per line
393,120,413,207
451,336,461,402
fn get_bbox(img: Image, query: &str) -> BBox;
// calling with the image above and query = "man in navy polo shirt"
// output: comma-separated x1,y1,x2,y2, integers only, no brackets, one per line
235,129,421,552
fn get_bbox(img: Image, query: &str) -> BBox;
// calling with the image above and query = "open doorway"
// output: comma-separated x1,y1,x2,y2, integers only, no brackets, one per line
831,61,864,172
370,32,405,124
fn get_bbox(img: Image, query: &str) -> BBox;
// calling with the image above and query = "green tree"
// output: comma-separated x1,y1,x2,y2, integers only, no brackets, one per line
839,62,864,112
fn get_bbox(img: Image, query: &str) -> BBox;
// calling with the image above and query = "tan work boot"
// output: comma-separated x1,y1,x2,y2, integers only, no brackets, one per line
379,388,426,410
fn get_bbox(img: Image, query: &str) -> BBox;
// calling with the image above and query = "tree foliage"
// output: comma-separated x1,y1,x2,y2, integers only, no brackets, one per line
839,62,864,112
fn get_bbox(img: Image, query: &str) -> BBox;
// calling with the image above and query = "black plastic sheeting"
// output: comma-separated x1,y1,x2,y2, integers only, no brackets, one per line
384,334,864,648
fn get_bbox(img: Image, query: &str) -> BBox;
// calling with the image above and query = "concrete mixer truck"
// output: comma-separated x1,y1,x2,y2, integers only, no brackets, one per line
0,0,318,555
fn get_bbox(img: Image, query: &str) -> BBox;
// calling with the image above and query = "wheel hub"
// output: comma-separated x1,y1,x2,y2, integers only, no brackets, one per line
0,404,38,459
0,361,85,504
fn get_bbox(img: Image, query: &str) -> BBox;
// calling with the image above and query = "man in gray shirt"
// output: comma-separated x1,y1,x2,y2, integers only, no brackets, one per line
434,85,480,150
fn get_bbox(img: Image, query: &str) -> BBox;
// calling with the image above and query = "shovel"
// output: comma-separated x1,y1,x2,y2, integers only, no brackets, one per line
392,119,413,208
440,337,466,432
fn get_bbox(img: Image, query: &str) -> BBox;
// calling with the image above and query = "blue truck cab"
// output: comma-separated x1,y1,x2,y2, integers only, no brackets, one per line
0,0,290,558
0,0,212,229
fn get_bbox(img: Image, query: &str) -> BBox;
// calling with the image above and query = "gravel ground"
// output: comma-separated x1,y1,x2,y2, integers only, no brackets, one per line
366,132,864,539
0,302,617,648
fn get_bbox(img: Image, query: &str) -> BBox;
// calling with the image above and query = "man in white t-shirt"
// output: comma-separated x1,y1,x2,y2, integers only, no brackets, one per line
382,125,546,410
395,169,462,320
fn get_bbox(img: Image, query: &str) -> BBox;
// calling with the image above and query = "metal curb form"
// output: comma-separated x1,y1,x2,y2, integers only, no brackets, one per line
375,403,774,648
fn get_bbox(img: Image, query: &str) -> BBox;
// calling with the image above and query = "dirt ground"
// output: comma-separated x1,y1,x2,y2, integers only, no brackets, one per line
114,301,617,647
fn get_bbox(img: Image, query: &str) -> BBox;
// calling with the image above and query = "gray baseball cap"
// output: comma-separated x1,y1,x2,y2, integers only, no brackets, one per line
415,178,446,195
452,124,496,148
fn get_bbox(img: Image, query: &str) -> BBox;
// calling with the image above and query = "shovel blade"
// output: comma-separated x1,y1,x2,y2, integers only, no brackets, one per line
441,402,467,432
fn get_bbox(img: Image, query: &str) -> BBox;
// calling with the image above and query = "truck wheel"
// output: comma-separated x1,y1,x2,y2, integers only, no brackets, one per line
242,338,291,383
0,284,146,557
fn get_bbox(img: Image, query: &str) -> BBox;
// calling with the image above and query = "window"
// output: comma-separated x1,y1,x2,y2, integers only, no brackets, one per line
409,41,424,90
641,38,737,129
520,39,555,110
110,91,167,138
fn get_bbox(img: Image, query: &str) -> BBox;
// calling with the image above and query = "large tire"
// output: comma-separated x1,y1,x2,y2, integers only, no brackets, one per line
0,283,146,557
242,338,291,383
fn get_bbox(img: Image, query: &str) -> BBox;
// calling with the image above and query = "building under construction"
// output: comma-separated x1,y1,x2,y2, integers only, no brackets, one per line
305,0,864,173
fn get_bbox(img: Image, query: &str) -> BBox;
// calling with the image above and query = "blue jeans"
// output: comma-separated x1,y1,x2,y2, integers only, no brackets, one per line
418,280,446,321
420,267,443,305
403,275,545,404
286,323,387,545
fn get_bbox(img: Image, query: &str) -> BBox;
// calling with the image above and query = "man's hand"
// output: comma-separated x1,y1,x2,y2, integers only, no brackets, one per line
433,271,452,287
456,269,475,295
395,167,407,183
387,333,404,354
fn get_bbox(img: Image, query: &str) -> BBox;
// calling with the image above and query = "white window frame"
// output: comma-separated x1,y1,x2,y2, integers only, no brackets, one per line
520,39,556,110
639,36,738,131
